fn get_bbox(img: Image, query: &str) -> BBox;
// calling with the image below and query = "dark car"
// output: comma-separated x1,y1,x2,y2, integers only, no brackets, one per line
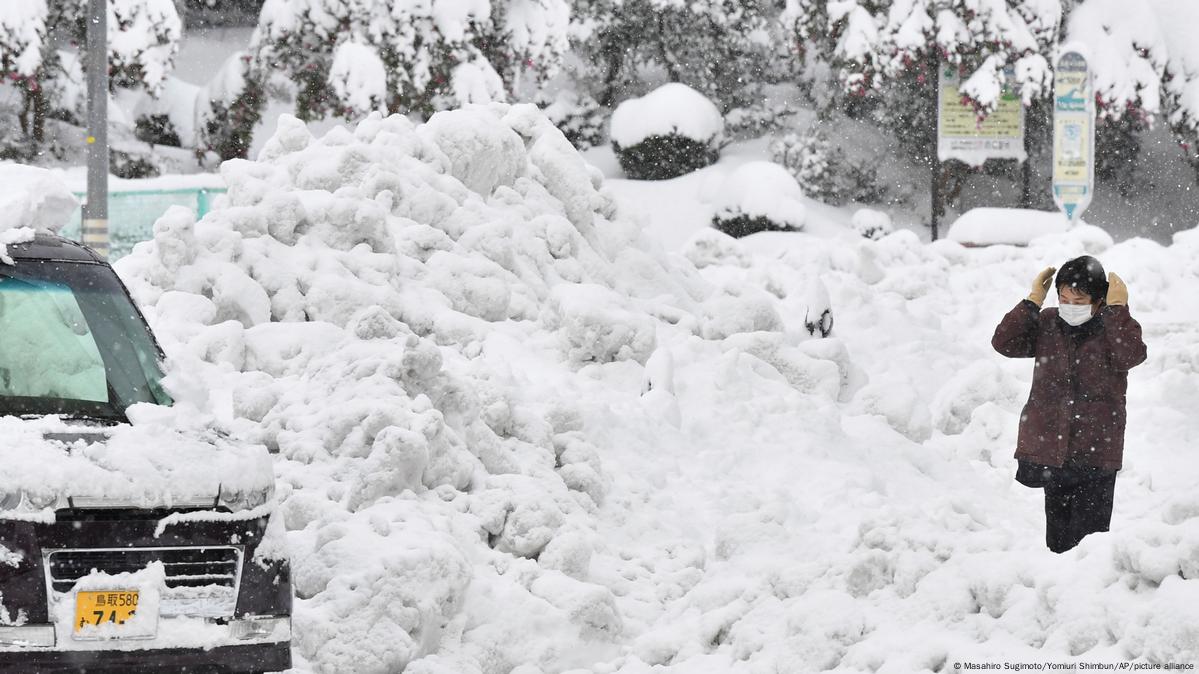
0,232,291,673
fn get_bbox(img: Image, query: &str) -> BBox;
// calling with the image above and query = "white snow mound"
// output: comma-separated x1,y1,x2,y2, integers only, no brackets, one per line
609,83,724,147
0,163,78,233
115,104,844,673
948,207,1072,246
712,161,806,230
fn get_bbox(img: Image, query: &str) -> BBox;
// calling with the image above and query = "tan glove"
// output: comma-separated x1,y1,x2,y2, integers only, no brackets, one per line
1107,272,1128,306
1028,266,1056,306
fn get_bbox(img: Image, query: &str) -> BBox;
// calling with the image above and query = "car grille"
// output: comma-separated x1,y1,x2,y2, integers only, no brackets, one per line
46,547,241,594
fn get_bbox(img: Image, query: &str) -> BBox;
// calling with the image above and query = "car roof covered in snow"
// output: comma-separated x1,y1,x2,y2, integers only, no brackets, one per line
4,231,106,263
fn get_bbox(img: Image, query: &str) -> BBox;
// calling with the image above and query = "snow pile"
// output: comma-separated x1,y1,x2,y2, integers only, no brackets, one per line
568,222,1199,671
609,83,724,148
0,164,78,234
711,161,806,231
947,207,1073,246
851,208,893,240
116,104,843,672
111,105,1199,671
0,164,78,264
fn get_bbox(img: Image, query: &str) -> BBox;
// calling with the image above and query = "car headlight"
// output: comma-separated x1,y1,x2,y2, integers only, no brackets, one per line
218,485,274,512
25,491,59,509
0,492,21,510
0,490,61,512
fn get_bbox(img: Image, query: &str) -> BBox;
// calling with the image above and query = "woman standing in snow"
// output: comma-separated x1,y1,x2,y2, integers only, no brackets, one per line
992,256,1147,553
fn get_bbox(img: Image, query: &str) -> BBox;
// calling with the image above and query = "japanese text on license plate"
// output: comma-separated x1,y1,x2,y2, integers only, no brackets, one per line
74,591,139,632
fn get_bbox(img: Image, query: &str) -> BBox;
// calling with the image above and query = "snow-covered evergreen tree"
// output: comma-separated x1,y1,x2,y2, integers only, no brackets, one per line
100,0,183,95
791,0,1059,114
790,0,1062,173
1069,0,1199,183
571,0,783,112
197,52,266,160
771,129,840,203
0,4,53,143
252,0,570,120
0,0,180,144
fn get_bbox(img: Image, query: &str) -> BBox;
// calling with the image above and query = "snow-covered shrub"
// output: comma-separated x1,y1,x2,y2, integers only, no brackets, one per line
109,148,159,179
771,129,840,204
725,101,797,137
840,157,888,204
851,208,894,241
134,113,181,147
772,126,890,207
711,161,806,238
538,89,607,150
613,134,722,181
610,83,724,180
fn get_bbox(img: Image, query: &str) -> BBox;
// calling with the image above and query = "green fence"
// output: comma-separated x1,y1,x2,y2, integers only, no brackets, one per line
62,187,226,261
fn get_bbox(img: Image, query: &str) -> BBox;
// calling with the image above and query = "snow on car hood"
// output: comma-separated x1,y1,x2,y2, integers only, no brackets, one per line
0,410,274,514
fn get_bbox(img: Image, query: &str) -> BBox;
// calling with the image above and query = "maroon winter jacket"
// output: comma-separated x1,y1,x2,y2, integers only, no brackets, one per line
992,300,1147,471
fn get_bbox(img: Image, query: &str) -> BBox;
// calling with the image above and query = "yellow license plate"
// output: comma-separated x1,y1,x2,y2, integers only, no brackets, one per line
74,591,139,633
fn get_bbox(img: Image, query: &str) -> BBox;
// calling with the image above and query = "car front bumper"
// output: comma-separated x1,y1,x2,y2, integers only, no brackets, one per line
0,639,291,673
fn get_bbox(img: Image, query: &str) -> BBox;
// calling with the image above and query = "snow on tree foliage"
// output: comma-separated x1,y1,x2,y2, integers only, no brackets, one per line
1068,0,1199,180
251,0,570,121
0,0,180,145
789,0,1060,115
198,52,266,160
102,0,183,95
0,5,48,80
0,4,52,144
570,0,783,112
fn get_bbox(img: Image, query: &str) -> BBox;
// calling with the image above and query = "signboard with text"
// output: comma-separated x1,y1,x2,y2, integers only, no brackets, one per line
1052,50,1095,223
937,65,1026,165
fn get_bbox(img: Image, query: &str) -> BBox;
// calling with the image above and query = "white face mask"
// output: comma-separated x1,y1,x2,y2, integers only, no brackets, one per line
1059,303,1094,326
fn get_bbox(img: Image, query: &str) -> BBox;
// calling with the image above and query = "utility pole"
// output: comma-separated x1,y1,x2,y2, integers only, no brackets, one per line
84,0,108,258
930,50,941,242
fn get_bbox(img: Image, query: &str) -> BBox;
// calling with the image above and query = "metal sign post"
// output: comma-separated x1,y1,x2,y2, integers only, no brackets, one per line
1052,49,1095,223
84,0,109,258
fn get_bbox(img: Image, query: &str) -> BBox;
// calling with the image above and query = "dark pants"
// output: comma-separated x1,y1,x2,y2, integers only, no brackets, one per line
1043,463,1117,553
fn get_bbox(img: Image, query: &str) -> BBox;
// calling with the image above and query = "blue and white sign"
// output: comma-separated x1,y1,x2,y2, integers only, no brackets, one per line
1052,49,1095,223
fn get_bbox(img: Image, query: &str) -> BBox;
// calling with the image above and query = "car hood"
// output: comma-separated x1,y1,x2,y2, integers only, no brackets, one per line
0,413,274,513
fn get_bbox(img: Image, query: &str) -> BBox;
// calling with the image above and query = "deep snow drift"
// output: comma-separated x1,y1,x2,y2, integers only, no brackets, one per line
113,106,1199,672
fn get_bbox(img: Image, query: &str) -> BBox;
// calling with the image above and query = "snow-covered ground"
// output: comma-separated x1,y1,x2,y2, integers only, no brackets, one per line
99,104,1199,672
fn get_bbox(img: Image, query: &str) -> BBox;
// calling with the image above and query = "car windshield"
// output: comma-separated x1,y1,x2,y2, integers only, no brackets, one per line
0,260,171,422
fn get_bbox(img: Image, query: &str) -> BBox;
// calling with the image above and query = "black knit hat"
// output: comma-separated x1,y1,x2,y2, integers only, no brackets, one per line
1055,255,1108,302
